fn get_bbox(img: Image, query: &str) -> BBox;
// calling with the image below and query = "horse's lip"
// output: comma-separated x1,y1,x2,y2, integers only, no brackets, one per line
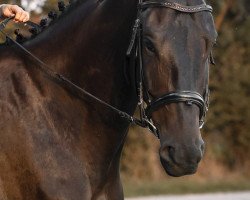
160,156,198,177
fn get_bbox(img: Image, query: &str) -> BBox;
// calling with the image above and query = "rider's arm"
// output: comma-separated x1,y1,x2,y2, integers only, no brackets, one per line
0,4,29,22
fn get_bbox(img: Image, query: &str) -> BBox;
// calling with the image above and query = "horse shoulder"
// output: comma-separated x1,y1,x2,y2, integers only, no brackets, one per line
0,53,93,199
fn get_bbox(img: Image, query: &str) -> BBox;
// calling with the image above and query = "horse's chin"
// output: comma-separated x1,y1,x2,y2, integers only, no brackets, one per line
160,157,198,177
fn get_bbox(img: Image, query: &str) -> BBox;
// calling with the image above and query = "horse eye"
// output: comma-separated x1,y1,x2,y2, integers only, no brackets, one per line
143,38,156,53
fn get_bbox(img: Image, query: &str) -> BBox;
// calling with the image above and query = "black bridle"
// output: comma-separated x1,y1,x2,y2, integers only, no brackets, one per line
0,0,213,139
127,0,213,137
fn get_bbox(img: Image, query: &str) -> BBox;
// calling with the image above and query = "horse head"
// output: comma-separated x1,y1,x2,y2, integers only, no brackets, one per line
139,0,217,176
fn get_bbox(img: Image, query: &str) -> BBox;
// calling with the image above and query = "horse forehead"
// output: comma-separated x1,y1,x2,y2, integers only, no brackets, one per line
144,9,171,29
144,9,196,35
144,9,216,42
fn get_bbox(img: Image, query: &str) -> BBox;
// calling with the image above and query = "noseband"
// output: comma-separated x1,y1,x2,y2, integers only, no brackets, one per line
127,0,213,137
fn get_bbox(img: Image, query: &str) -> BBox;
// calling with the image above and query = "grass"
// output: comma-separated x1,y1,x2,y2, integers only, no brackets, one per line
123,179,250,197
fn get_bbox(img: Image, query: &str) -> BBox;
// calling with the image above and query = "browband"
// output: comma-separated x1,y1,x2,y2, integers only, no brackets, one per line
140,1,213,13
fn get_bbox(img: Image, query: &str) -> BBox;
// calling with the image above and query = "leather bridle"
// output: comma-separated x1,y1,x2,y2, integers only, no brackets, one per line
0,0,213,139
126,0,213,137
140,1,213,12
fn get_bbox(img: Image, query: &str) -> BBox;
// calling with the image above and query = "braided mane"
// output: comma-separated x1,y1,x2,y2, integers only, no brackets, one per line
0,0,91,45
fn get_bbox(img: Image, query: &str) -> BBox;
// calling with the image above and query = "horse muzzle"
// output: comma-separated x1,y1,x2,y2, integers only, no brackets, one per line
159,140,204,177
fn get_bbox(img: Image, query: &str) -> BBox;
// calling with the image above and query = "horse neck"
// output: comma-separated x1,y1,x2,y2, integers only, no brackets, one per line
23,1,139,187
28,0,138,109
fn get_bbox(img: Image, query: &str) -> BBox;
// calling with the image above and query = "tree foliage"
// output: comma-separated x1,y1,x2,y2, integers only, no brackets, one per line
206,0,250,168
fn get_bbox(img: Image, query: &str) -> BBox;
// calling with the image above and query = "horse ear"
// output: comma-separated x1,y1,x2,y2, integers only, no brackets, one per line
58,1,66,12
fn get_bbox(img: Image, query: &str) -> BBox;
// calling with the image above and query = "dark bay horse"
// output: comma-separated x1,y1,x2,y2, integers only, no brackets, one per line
0,0,217,199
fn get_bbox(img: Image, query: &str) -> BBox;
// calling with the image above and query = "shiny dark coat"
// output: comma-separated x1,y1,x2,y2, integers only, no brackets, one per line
0,0,217,199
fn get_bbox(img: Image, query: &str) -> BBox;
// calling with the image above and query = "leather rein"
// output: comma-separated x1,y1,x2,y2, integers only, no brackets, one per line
0,1,213,139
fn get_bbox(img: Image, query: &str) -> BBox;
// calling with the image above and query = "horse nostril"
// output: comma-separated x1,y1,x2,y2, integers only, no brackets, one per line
160,145,176,163
167,146,175,162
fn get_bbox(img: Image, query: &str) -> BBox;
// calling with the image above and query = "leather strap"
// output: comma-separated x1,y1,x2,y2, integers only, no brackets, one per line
140,1,213,13
145,91,206,119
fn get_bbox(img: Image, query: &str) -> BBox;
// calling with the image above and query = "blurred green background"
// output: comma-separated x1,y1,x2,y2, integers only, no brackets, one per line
1,0,250,197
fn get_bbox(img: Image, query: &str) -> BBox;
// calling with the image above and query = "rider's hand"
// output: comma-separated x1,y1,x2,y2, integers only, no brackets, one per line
1,4,30,23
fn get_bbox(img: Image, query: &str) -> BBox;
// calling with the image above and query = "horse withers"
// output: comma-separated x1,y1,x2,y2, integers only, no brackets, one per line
0,0,217,199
